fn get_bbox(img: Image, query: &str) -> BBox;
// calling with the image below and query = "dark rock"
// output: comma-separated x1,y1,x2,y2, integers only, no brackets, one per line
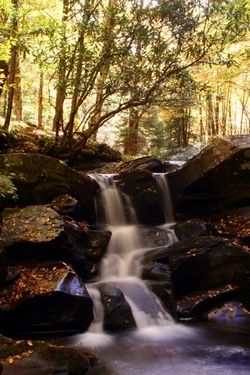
147,281,176,318
0,334,98,374
0,175,17,206
176,284,239,319
0,247,8,286
1,206,110,280
238,271,250,311
141,261,171,282
0,261,94,334
114,156,166,173
174,219,208,240
0,153,96,222
51,194,82,219
99,283,136,332
117,169,164,224
169,240,250,297
168,135,250,215
137,226,171,248
143,237,227,264
203,300,250,332
205,207,250,247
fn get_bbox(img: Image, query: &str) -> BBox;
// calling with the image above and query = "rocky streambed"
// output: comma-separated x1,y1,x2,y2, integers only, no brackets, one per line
0,135,249,374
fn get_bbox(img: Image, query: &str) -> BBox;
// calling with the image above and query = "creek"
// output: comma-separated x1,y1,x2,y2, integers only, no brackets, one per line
3,173,250,375
59,173,250,375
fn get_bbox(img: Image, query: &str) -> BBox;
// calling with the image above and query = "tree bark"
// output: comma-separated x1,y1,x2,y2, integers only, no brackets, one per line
3,0,18,131
13,51,23,121
38,71,44,128
124,107,141,155
0,60,9,97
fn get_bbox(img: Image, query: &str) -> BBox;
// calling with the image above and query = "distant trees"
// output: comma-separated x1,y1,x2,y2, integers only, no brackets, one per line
0,0,249,158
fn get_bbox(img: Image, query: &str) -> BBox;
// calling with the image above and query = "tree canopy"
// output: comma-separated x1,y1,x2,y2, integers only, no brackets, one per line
0,0,249,159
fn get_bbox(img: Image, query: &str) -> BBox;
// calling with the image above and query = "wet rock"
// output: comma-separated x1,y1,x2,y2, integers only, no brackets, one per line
169,240,250,297
99,283,136,332
205,207,250,247
174,219,208,241
0,153,96,222
51,194,82,219
117,169,164,224
176,284,239,319
238,271,250,311
0,261,94,335
168,135,250,215
147,281,176,318
114,156,166,173
1,205,110,280
141,261,171,282
0,334,99,374
137,226,172,248
0,248,8,286
204,300,250,332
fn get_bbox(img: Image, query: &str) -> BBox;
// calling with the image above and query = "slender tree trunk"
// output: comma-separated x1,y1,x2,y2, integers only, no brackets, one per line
206,92,216,136
198,93,204,140
3,50,17,130
124,107,141,155
52,0,69,138
214,87,220,135
3,0,18,131
89,0,116,141
38,71,44,128
0,60,9,97
13,51,22,121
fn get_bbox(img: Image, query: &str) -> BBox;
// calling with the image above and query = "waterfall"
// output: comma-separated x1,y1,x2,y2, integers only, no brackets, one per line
85,173,178,340
153,173,175,224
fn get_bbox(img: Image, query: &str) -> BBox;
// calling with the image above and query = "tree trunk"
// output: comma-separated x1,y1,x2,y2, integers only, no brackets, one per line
13,51,23,121
3,0,18,131
52,0,69,137
0,60,9,97
124,107,141,155
3,49,17,131
38,71,44,128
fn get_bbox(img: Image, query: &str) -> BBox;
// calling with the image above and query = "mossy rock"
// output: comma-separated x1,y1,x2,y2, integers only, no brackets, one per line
0,334,99,374
36,344,98,374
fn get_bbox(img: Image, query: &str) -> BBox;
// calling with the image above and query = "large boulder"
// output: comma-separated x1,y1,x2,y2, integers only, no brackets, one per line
117,169,165,225
99,283,136,332
167,135,250,215
0,153,96,222
1,205,111,280
0,261,94,335
114,156,166,173
0,248,7,286
169,239,250,297
0,334,99,374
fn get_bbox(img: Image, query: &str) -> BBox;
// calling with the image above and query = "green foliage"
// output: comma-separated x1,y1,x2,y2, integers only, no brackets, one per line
1,0,249,156
0,174,18,202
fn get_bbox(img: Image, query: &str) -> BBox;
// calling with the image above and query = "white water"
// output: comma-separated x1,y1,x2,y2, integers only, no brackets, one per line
153,173,175,224
49,174,250,375
81,173,193,346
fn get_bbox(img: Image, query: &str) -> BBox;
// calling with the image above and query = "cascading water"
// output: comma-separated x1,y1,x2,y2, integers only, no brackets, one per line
54,173,250,375
153,173,175,225
83,173,183,342
54,176,250,375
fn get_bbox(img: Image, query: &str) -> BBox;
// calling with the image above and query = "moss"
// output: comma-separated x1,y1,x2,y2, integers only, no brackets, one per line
0,334,99,374
0,334,34,359
36,343,98,374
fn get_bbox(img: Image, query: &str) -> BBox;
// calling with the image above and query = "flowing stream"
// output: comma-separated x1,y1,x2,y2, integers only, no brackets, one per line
4,173,250,375
57,173,250,375
85,173,180,337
